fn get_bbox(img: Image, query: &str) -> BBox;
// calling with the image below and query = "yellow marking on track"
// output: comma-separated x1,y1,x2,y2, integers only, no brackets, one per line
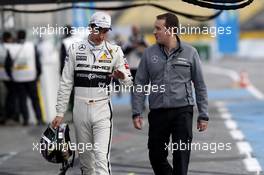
37,81,46,122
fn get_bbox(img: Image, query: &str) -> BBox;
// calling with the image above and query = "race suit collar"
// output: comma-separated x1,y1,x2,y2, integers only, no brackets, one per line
87,37,104,51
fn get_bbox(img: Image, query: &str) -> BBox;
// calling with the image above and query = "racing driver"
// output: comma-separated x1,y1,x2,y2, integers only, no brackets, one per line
52,11,133,175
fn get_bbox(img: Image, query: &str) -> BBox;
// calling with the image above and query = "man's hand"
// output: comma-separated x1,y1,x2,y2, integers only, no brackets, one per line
51,116,63,129
133,116,144,130
110,70,125,80
197,120,208,132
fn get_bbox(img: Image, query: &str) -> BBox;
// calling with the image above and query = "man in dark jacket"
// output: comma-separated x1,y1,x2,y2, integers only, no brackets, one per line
132,13,209,175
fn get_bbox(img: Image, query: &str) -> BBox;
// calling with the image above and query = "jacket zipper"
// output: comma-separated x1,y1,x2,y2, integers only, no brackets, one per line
185,82,190,104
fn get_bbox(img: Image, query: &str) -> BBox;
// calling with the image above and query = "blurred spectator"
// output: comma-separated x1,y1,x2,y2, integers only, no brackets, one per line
112,34,125,98
113,34,124,47
5,30,44,125
1,31,19,125
18,30,44,125
0,37,8,123
124,25,148,79
123,25,148,103
60,25,73,74
0,82,5,123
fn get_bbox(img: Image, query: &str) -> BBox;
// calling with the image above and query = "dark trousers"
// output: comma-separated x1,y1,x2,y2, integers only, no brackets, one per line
130,69,137,80
3,81,19,121
130,69,137,104
16,82,29,124
24,81,43,123
16,81,43,124
148,106,193,175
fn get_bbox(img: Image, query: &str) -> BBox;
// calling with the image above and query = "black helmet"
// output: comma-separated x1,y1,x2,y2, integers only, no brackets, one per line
40,123,75,174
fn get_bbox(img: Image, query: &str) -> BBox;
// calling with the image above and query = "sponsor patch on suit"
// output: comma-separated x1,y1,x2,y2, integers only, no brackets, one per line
99,60,111,63
76,55,87,61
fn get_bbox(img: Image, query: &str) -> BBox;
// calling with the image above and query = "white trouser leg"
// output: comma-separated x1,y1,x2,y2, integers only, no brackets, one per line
91,101,112,175
73,99,95,175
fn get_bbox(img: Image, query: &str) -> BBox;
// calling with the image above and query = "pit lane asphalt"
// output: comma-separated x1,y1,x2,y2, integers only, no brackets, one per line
0,58,263,175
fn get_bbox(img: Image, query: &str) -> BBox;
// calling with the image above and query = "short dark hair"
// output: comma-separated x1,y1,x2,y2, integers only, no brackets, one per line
17,30,26,40
89,23,110,34
156,13,179,35
64,25,72,37
2,31,12,42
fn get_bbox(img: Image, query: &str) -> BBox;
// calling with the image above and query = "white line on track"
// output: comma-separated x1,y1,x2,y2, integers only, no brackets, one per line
221,112,232,120
205,66,240,82
247,85,264,100
225,119,238,130
243,158,262,173
217,107,229,114
205,65,264,100
230,130,245,141
207,65,263,174
0,152,17,165
236,141,253,156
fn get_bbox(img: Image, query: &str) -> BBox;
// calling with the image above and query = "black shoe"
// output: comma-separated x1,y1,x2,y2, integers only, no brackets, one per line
0,119,6,125
13,117,20,123
23,121,29,126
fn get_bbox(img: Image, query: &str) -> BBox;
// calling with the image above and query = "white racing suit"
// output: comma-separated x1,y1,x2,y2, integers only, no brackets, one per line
56,39,133,175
